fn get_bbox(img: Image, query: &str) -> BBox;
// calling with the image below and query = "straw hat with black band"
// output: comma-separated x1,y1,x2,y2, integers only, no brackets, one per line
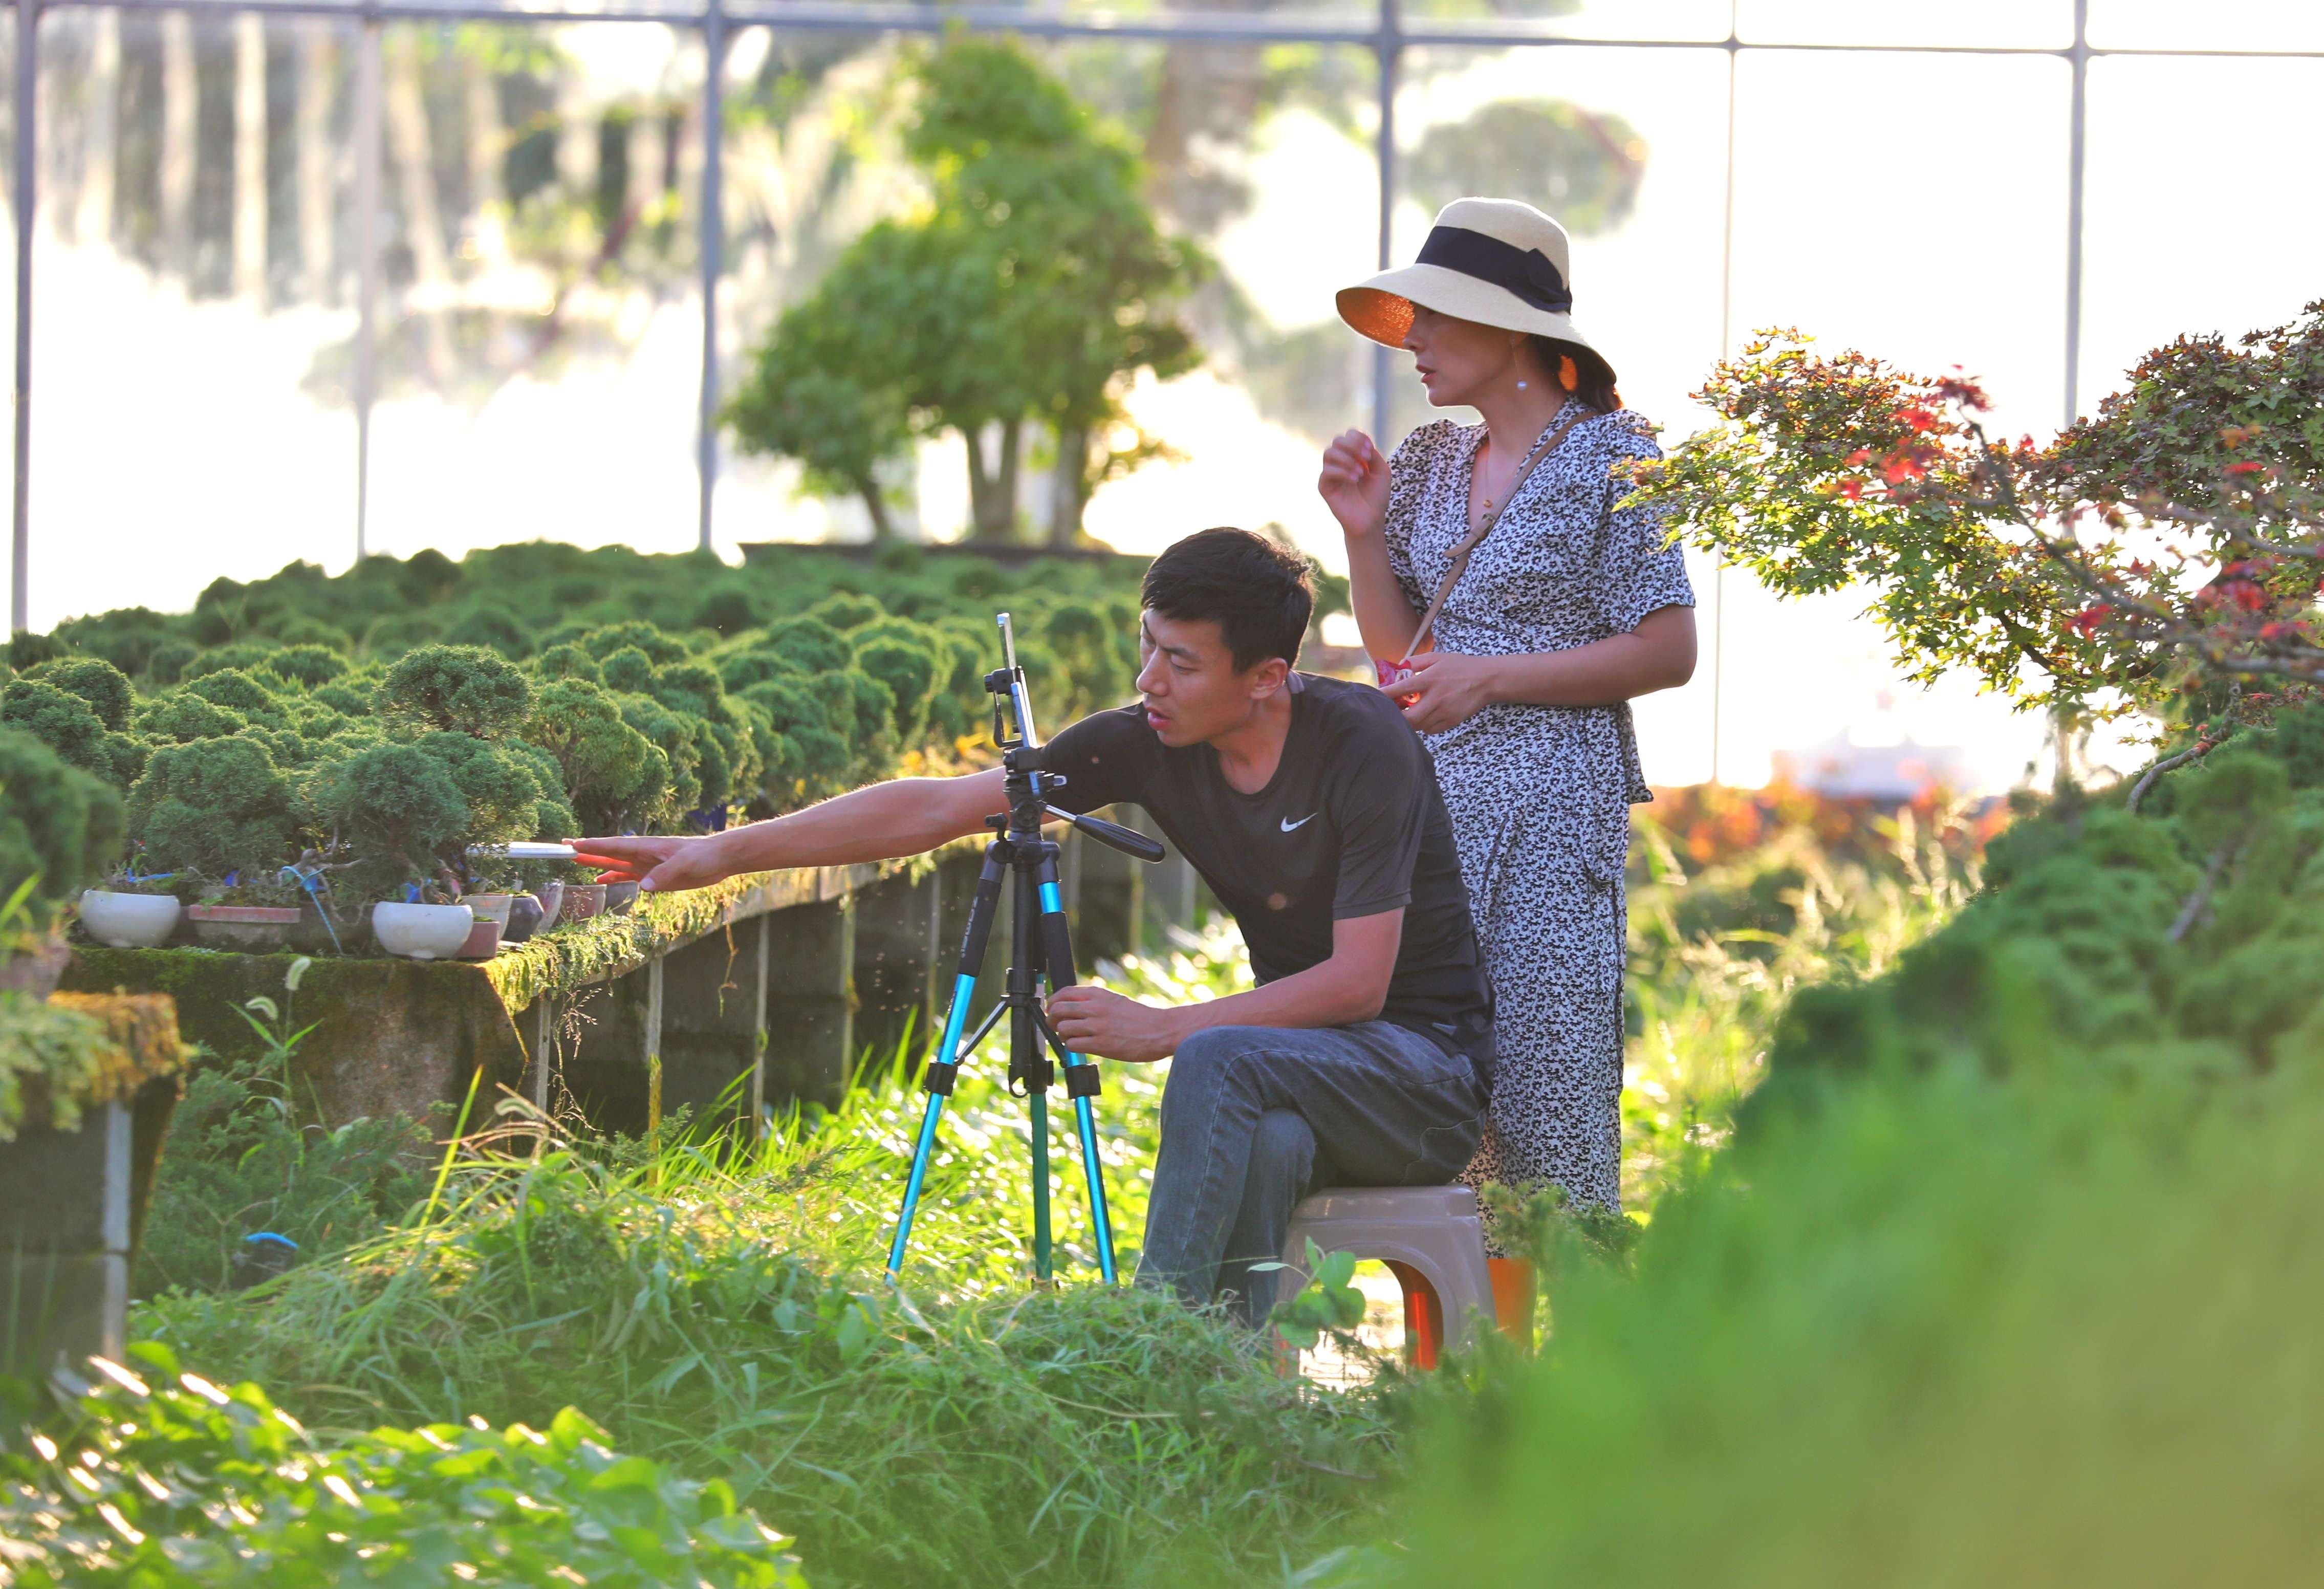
1337,198,1617,392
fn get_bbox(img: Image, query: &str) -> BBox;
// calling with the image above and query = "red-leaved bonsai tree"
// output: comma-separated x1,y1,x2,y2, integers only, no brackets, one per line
1627,301,2324,807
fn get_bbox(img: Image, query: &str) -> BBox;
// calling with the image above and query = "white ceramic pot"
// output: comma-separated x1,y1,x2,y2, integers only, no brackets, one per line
372,902,476,961
79,890,183,949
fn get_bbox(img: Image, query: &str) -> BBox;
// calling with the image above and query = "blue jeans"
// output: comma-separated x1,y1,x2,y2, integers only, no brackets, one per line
1137,1020,1493,1326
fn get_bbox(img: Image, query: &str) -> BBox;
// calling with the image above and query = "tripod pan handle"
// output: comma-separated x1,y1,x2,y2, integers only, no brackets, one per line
1046,806,1165,863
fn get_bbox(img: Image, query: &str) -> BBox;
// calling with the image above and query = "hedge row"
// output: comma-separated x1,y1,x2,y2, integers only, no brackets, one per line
0,541,1247,917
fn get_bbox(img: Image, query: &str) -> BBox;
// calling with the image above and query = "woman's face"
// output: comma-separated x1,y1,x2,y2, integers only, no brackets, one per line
1402,306,1526,408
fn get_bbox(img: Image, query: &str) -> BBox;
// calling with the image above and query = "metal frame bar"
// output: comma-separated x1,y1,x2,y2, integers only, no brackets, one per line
6,0,2317,633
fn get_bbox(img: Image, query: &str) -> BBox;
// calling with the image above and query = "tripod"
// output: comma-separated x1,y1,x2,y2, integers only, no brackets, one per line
887,614,1164,1284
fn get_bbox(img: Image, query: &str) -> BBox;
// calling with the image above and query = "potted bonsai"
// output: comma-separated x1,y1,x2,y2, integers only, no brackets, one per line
77,858,185,949
186,869,307,952
0,727,125,995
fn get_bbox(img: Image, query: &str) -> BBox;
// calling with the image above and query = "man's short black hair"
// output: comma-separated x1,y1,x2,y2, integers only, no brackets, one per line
1142,528,1315,673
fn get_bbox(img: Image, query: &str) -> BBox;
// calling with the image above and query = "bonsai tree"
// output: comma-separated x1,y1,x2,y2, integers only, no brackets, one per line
1630,301,2324,794
24,657,134,733
0,679,141,787
311,742,470,901
523,677,667,834
376,644,533,739
726,36,1204,545
0,728,125,935
129,692,246,745
125,736,296,883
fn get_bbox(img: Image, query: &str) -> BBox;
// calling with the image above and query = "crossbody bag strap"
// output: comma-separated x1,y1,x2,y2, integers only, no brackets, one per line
1397,406,1592,665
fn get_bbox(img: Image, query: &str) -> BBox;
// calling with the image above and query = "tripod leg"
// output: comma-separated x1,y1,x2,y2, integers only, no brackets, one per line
1013,857,1056,1282
887,847,1006,1281
1037,869,1121,1285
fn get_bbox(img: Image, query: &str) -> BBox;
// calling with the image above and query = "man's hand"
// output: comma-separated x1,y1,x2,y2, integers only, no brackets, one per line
566,834,733,895
1048,986,1185,1064
1399,650,1500,733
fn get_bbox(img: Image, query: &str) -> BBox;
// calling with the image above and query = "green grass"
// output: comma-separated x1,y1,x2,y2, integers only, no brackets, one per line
124,833,1966,1587
137,925,1398,1589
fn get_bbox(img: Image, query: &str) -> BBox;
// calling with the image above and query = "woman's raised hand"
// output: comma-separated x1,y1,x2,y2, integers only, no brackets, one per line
1318,429,1391,538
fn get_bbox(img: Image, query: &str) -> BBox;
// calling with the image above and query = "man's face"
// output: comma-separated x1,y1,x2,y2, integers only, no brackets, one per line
1135,608,1286,747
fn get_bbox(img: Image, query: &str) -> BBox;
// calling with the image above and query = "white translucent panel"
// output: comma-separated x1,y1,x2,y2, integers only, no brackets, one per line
1708,48,2072,792
2076,54,2324,420
1737,0,2072,49
1728,49,2070,441
1388,46,1731,439
1402,0,1733,41
2088,0,2324,51
360,20,711,581
27,11,364,630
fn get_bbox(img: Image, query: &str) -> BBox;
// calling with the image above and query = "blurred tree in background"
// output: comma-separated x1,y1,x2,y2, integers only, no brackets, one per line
728,37,1203,546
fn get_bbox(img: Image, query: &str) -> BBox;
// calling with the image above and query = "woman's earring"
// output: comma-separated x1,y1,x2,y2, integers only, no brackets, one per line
1515,379,1529,391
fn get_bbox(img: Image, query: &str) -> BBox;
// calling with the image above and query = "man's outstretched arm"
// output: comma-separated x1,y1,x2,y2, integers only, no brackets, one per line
570,769,1010,894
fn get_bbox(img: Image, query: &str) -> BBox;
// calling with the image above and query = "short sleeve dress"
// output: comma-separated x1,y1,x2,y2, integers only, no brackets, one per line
1382,406,1693,1215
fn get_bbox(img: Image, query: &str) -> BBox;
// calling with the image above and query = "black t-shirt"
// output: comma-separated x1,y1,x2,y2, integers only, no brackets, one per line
1039,673,1492,1044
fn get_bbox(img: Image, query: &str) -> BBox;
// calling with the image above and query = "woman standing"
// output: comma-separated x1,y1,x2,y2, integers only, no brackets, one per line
1316,199,1696,1217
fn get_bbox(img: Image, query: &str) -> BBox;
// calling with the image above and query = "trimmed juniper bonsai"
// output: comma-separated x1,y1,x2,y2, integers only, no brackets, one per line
25,657,134,731
125,736,297,882
0,728,124,933
311,742,471,900
376,645,532,739
523,677,665,834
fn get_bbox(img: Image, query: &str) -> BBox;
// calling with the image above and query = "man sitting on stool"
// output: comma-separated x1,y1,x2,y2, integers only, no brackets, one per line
572,528,1495,1324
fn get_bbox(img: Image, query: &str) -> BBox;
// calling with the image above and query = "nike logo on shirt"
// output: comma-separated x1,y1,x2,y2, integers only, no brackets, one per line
1280,813,1317,833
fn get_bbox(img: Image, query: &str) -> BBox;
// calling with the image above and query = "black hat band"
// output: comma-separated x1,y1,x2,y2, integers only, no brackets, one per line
1414,226,1573,315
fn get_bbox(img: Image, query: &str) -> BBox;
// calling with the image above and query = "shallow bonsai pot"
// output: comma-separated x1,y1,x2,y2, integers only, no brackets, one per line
561,883,607,923
79,891,183,950
372,902,475,961
604,881,640,916
187,905,302,952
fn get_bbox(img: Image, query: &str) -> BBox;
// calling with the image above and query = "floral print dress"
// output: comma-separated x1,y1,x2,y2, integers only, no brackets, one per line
1382,407,1695,1217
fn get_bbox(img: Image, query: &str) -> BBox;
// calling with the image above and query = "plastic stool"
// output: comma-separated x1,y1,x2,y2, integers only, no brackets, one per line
1277,1185,1497,1367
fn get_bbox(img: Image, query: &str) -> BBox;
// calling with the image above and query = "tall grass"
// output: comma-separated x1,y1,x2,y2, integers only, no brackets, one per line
130,820,1977,1587
139,926,1393,1589
1620,802,1978,1208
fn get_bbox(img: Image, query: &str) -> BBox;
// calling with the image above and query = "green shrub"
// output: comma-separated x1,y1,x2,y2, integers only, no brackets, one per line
378,644,533,738
130,691,245,744
143,638,200,686
524,677,662,833
0,728,124,926
126,736,296,879
179,641,278,681
1391,1061,2324,1588
310,742,470,897
181,666,282,720
409,730,559,846
584,620,691,666
0,1341,810,1588
1,678,112,777
26,655,134,730
257,643,351,689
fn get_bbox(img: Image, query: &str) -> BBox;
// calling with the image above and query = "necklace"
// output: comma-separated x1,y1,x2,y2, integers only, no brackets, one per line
1473,418,1563,530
